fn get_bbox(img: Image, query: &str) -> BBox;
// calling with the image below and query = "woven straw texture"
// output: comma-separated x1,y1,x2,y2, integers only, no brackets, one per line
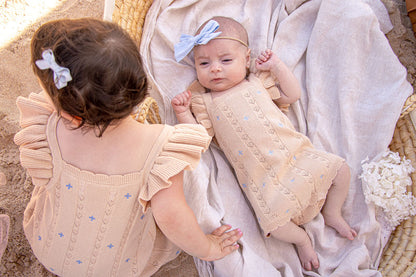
113,0,416,275
132,96,161,124
112,0,153,46
380,112,416,276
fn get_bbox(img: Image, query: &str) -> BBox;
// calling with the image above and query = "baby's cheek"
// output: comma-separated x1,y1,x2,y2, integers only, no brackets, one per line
196,74,210,89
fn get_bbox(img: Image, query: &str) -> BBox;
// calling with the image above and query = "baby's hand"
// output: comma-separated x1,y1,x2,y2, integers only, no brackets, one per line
171,90,192,115
255,49,282,72
171,90,197,124
200,225,243,261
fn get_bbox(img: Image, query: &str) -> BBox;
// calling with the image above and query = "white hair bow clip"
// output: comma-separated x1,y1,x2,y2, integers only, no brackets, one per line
35,49,72,89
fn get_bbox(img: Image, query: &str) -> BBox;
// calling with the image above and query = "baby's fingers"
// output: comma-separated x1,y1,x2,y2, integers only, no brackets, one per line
172,91,190,106
257,54,268,63
171,97,180,106
257,49,272,62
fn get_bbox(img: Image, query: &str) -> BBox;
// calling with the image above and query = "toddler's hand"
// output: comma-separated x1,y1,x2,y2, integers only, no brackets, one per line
255,49,282,72
200,225,243,261
171,90,192,116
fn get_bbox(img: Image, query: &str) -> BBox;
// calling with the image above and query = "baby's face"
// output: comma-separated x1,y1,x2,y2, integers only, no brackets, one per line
194,39,250,92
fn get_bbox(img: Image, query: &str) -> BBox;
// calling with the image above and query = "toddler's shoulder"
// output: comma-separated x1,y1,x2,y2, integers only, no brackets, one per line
14,91,56,186
138,123,211,211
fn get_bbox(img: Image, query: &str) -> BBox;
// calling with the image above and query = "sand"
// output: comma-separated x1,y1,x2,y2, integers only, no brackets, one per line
0,0,414,276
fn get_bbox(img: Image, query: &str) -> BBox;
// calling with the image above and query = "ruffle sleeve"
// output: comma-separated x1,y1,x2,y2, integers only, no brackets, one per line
255,71,281,100
13,91,55,186
255,71,290,113
187,80,215,137
139,124,211,211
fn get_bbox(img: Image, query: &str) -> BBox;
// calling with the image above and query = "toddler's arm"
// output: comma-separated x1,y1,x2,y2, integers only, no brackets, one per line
171,91,197,124
255,49,301,105
151,171,242,261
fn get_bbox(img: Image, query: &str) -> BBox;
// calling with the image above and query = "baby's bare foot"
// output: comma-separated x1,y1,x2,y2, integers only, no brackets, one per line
296,236,319,271
322,212,357,240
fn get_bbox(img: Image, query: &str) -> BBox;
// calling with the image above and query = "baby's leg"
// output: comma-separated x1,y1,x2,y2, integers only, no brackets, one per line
321,163,357,240
270,221,319,271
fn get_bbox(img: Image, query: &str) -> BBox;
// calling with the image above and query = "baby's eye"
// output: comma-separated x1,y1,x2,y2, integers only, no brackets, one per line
199,61,209,66
222,59,232,63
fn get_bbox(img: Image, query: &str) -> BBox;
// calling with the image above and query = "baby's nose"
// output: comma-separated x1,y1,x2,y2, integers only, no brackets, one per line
210,62,222,72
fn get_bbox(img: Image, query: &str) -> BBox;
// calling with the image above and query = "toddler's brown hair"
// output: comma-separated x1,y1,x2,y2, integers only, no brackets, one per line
31,18,147,136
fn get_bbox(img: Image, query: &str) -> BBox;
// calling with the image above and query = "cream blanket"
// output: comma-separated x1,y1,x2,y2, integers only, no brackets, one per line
105,0,412,276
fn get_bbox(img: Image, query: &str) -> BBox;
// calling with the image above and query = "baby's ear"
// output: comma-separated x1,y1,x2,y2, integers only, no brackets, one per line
246,48,251,67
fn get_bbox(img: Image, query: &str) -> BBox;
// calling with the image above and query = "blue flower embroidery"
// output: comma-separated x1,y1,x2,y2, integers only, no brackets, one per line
89,216,96,222
124,193,132,199
107,243,114,249
76,260,82,264
58,232,64,238
66,183,73,190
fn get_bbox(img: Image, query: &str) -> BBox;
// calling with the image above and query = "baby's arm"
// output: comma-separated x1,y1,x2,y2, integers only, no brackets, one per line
255,49,301,105
171,90,197,124
151,171,242,261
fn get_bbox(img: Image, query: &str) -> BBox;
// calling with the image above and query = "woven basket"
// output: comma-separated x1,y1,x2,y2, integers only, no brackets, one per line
113,0,416,275
379,111,416,277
